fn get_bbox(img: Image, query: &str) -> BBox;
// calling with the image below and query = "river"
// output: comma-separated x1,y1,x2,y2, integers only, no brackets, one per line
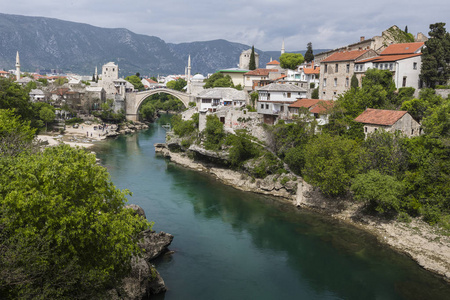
93,115,450,300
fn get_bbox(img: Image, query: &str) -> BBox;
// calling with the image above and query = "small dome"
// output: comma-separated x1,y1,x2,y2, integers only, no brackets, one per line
192,74,205,81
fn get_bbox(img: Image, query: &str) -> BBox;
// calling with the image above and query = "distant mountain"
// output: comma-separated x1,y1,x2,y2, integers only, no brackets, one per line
0,13,328,76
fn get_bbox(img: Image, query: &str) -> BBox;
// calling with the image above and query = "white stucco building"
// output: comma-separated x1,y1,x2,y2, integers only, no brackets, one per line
256,83,307,124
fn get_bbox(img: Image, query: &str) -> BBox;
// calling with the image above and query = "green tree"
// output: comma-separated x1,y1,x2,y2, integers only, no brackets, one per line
0,145,151,298
350,74,359,89
311,87,319,99
249,46,256,70
420,22,450,88
303,134,362,196
279,53,305,70
54,77,68,86
250,92,258,107
203,115,225,150
227,131,260,167
362,130,409,178
125,75,144,91
0,79,34,122
166,78,187,91
37,78,48,86
39,106,55,132
0,109,37,156
304,42,314,63
140,102,156,121
351,170,403,213
203,73,234,89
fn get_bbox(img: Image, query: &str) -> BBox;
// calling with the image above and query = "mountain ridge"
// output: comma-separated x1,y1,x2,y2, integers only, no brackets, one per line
0,13,328,76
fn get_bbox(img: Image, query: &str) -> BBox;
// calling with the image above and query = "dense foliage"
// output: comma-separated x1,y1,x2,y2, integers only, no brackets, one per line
304,42,314,63
279,53,305,70
420,22,450,88
139,93,185,121
203,73,236,89
0,105,152,298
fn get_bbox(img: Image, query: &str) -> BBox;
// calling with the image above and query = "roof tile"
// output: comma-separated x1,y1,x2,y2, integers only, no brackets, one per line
354,108,408,126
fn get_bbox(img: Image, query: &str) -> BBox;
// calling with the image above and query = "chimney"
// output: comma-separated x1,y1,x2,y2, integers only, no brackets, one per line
360,36,365,42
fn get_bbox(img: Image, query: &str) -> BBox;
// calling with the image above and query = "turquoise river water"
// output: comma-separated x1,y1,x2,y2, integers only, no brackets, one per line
93,115,450,300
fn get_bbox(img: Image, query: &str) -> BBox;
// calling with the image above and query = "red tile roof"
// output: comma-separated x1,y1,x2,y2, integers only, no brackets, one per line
267,60,280,65
310,101,334,114
321,49,370,62
144,78,158,84
380,42,424,55
245,68,278,76
357,53,422,63
354,108,408,126
303,66,320,74
289,98,322,108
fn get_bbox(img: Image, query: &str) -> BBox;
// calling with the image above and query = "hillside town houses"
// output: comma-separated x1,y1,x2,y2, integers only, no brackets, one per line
2,25,443,137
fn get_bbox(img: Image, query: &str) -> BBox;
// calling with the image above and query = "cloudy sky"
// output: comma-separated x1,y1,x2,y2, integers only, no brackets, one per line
2,0,449,51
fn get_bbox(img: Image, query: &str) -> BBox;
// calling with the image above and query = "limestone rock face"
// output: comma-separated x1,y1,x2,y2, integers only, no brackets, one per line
139,229,174,261
109,205,173,299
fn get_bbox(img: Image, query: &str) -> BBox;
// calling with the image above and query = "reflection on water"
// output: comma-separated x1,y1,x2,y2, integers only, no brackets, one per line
94,116,450,300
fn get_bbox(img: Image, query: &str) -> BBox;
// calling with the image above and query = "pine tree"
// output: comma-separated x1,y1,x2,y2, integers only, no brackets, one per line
92,74,95,82
405,26,408,34
351,74,359,89
304,42,314,63
249,46,256,70
420,23,450,88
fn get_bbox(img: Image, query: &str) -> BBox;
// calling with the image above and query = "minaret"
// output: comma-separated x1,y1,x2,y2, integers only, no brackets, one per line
15,51,20,81
281,39,285,55
95,66,98,78
187,55,191,94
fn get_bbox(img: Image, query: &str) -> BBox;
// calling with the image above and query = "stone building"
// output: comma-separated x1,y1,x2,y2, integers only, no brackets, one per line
354,42,424,91
354,108,421,138
319,49,377,100
100,62,119,98
239,49,259,70
257,83,307,124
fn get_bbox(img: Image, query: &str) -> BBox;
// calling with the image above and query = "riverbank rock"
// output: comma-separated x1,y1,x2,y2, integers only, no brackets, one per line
110,205,173,298
139,229,174,261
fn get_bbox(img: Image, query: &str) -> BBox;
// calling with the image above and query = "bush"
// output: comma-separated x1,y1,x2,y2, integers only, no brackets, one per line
351,170,403,213
203,115,225,150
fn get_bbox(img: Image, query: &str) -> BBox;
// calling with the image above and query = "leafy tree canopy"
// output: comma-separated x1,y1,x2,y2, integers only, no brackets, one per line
0,144,151,298
203,73,234,89
279,53,305,70
125,75,144,91
166,78,187,91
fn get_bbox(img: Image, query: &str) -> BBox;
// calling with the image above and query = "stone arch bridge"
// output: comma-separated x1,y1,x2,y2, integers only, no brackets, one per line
125,88,194,121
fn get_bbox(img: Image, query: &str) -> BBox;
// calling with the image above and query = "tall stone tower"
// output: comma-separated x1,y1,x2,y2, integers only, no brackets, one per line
239,49,259,70
100,62,119,97
15,51,20,81
187,55,192,94
281,39,285,55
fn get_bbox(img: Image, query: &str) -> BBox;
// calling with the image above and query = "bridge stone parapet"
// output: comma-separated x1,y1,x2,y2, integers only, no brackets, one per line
125,88,194,121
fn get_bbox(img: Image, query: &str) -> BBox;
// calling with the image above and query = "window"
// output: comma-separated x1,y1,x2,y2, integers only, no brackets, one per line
324,64,328,73
389,63,393,70
335,64,339,72
287,92,291,98
323,78,327,87
346,64,350,73
413,62,417,70
345,77,349,87
364,127,367,133
402,76,407,87
334,78,337,86
261,104,264,109
265,104,269,109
